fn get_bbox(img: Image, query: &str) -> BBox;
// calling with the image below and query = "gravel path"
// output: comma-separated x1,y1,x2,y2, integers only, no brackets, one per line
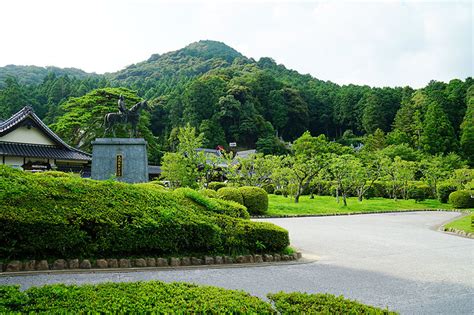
2,212,473,314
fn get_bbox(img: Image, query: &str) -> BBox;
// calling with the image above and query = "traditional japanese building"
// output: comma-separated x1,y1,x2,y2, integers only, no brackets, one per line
0,106,91,175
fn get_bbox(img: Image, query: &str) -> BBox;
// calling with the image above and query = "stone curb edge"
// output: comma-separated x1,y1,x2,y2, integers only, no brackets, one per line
0,252,303,274
437,211,473,239
253,209,463,219
442,227,474,239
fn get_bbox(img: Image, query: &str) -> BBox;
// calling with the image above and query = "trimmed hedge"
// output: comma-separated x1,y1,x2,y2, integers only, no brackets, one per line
448,190,474,209
217,187,244,205
268,292,397,314
239,186,269,215
0,282,273,313
0,282,399,314
0,166,286,259
208,181,227,191
200,188,219,199
174,187,249,219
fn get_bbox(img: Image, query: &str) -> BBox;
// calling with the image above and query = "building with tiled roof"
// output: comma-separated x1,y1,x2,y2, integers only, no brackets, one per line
0,106,91,175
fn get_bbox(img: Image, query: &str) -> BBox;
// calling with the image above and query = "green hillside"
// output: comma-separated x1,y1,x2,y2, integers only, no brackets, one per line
0,40,472,164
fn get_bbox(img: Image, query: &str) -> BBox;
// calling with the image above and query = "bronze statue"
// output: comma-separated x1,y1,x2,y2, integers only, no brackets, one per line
103,95,149,137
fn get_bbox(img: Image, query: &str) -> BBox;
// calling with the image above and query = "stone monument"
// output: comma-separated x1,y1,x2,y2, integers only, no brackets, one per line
91,96,149,183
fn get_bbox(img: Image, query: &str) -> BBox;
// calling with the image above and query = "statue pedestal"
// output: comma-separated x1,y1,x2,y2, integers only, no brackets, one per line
91,138,148,183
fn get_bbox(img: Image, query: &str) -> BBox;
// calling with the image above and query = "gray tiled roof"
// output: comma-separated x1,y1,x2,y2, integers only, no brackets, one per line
0,142,91,161
0,106,91,160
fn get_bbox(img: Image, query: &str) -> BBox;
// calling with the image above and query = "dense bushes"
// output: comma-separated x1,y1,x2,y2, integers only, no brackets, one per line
217,187,244,205
268,292,397,314
407,183,431,202
449,190,474,208
0,282,398,314
0,166,286,259
0,282,273,313
262,183,275,194
437,183,457,203
175,187,249,219
208,181,227,191
200,188,219,199
238,186,269,215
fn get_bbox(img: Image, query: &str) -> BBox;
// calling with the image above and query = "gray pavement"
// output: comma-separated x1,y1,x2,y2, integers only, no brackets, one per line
2,212,473,314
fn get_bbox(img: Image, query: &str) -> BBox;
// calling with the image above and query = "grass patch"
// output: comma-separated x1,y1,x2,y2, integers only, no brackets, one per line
444,214,474,234
267,195,453,216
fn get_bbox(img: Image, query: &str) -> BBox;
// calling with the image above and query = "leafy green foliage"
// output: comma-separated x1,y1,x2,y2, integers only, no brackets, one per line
208,181,228,191
0,166,287,259
238,186,269,215
0,42,471,160
0,282,274,313
217,187,245,205
268,292,397,314
448,190,474,209
49,87,160,162
437,183,457,203
174,187,249,219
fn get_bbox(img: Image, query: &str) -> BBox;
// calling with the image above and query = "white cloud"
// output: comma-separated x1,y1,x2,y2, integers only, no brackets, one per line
0,0,471,87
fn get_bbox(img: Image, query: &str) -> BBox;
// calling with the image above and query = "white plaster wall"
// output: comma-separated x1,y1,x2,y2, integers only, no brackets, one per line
1,126,56,145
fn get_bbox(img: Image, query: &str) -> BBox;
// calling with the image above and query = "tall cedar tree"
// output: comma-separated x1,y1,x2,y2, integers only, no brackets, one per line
421,101,458,155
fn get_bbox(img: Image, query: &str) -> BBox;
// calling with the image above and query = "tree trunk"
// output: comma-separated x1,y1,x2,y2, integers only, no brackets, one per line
294,193,300,203
343,194,347,206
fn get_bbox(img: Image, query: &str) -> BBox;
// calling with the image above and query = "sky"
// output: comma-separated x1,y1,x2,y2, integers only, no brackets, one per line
0,0,472,88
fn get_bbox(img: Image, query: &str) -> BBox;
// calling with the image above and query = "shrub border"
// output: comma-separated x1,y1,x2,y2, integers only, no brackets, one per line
0,252,303,274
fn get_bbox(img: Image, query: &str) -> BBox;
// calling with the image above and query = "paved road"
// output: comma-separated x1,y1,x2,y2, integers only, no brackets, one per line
2,212,473,314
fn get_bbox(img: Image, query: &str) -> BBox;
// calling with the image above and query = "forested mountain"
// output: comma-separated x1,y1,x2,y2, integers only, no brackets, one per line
0,40,472,165
0,65,98,87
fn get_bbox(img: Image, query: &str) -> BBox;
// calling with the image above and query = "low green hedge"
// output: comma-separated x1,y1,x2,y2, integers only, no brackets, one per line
0,283,398,314
217,187,244,205
215,216,289,254
0,282,274,313
448,190,474,209
0,166,285,260
238,186,269,215
208,181,227,191
200,188,219,199
174,187,249,219
268,292,397,314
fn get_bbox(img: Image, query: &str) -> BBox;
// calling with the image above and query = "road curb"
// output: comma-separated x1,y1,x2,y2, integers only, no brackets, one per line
0,252,309,276
254,209,458,219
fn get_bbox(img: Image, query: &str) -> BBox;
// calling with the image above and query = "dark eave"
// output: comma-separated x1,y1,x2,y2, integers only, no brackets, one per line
0,142,91,161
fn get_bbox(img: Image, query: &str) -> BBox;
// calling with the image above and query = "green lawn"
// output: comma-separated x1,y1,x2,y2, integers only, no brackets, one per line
267,195,453,216
444,214,474,233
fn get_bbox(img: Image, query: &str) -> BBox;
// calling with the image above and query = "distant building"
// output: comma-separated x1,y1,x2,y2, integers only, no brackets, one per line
0,106,91,175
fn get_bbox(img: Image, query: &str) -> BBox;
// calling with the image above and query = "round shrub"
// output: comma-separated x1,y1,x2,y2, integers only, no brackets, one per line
448,190,474,209
200,188,218,199
208,182,227,191
238,186,268,215
437,183,457,203
217,187,244,206
261,184,275,194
